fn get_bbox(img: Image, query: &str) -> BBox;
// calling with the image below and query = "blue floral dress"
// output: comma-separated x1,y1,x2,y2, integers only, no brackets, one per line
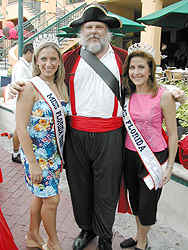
21,99,70,198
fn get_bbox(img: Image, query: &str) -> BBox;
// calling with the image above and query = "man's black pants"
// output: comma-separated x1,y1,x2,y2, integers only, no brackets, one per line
64,126,124,239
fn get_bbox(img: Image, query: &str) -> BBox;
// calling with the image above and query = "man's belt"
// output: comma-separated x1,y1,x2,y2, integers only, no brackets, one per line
70,115,123,132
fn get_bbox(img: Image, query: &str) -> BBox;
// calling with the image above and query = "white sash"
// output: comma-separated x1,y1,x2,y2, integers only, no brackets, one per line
123,98,164,190
30,76,66,163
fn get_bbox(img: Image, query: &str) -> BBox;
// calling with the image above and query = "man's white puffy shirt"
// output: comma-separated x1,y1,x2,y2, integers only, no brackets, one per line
10,57,32,113
11,57,32,82
74,45,122,118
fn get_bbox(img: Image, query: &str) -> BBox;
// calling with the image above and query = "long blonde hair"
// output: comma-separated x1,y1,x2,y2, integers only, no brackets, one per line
32,42,69,102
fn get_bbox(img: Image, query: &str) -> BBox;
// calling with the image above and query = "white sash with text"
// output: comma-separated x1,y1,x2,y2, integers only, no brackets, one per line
30,76,66,163
123,98,163,190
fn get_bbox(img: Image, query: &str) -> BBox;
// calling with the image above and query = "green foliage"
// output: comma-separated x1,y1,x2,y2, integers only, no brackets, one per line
160,80,188,127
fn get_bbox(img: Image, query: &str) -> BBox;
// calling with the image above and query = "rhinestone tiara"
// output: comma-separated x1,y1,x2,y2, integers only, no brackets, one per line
128,42,155,58
33,33,60,51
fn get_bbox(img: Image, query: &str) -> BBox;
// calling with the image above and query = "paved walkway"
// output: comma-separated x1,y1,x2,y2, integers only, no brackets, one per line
0,136,188,250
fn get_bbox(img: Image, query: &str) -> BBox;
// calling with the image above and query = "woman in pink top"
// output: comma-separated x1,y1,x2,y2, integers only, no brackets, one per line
119,44,178,250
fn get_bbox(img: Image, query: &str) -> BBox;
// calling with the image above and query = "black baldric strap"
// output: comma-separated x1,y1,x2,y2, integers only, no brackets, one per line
80,47,122,105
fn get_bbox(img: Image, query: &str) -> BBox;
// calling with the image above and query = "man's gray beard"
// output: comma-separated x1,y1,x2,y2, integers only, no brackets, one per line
87,42,103,54
79,32,112,54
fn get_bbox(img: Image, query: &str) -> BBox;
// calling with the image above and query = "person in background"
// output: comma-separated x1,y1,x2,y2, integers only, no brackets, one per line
119,43,178,250
0,208,18,249
11,43,34,164
16,41,69,250
160,43,168,70
0,87,4,184
174,41,188,69
0,86,18,250
0,168,2,183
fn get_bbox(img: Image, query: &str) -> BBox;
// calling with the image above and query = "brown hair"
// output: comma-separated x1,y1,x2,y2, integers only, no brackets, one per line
123,50,158,97
32,42,69,102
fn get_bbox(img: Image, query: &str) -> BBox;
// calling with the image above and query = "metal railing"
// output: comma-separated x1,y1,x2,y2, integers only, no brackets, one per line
0,39,16,70
16,11,49,38
22,10,46,29
0,2,87,69
24,2,86,45
0,11,55,67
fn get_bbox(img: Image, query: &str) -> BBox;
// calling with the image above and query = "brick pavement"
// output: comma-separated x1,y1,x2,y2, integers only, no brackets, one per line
1,138,188,250
0,146,125,250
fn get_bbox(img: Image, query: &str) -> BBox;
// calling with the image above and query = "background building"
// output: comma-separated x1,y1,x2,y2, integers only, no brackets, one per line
0,0,185,67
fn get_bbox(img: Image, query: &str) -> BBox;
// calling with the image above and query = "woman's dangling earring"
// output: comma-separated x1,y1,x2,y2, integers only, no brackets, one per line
36,64,40,74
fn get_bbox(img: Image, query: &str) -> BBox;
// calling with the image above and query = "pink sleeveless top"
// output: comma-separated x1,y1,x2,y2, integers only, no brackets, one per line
125,87,167,152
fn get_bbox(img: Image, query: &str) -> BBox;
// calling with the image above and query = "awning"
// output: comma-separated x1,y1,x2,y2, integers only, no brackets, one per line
137,0,188,30
108,11,145,33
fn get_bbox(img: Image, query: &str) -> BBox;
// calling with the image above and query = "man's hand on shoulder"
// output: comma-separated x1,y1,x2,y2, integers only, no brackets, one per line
8,81,26,99
170,87,187,104
162,84,187,104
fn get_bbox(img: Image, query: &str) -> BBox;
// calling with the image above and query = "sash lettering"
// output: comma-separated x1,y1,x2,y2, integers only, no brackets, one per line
47,93,59,109
30,76,66,163
126,119,146,152
123,98,163,190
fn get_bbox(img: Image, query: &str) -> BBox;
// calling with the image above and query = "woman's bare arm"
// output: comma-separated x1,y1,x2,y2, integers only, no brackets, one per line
16,83,42,184
161,90,178,184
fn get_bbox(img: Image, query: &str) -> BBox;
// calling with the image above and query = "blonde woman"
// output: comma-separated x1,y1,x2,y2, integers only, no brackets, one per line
16,41,69,250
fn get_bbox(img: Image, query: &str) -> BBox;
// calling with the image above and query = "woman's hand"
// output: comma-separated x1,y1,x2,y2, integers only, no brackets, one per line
163,166,173,185
30,164,43,184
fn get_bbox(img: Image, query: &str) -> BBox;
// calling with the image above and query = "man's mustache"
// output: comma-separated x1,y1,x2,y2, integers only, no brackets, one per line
86,34,100,40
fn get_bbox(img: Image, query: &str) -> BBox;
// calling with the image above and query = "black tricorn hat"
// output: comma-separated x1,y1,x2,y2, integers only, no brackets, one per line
69,4,122,29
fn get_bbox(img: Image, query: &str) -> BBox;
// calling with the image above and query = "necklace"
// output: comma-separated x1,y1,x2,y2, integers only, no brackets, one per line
45,80,55,86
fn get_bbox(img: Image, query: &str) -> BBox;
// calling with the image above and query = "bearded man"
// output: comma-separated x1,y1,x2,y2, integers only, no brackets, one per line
62,4,127,250
7,4,186,250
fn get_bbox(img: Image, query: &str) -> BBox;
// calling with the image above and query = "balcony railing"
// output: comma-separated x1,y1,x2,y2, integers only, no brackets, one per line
24,2,87,45
0,2,87,69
